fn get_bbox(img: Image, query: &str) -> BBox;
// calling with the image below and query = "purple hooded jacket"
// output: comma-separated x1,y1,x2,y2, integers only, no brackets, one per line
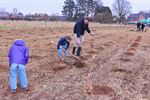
8,40,29,65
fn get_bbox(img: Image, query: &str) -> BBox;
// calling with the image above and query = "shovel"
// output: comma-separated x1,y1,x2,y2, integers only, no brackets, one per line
50,41,80,65
50,41,80,60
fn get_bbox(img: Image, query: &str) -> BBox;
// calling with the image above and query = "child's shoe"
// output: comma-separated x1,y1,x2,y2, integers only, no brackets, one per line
11,89,16,94
22,88,28,94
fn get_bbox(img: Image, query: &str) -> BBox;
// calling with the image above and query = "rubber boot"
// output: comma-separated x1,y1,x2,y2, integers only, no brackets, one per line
77,47,82,56
72,47,76,55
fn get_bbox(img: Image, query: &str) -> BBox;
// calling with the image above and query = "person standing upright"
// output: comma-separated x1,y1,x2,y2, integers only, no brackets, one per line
72,17,94,56
141,23,145,32
137,22,141,31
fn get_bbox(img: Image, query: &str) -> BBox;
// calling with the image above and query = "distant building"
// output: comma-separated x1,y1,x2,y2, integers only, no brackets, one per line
128,12,150,22
24,14,32,21
17,12,24,20
128,13,144,22
0,11,9,19
49,15,67,21
0,11,67,21
25,13,49,21
10,14,18,20
40,14,49,21
57,16,67,21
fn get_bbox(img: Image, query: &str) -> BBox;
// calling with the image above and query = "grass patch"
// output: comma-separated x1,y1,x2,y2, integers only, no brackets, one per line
0,25,9,30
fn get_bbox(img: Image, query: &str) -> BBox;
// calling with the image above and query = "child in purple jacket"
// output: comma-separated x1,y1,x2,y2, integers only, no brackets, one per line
8,39,29,93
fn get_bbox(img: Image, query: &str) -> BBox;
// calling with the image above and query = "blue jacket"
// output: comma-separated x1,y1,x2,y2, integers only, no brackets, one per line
57,36,70,50
8,40,29,65
74,18,91,37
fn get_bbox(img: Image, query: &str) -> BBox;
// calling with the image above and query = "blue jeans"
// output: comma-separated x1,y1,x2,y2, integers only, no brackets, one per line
10,63,28,90
58,44,68,59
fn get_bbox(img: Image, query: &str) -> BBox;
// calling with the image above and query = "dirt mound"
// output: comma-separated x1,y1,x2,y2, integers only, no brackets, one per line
131,42,139,48
124,51,135,56
127,47,136,51
97,46,105,50
73,61,86,68
141,83,150,96
111,68,132,73
135,36,142,42
87,51,98,54
52,64,67,72
104,43,111,47
29,55,43,60
86,85,115,96
84,54,92,58
119,58,131,62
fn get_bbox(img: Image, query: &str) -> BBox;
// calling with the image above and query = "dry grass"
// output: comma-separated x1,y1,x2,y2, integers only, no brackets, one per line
0,21,150,100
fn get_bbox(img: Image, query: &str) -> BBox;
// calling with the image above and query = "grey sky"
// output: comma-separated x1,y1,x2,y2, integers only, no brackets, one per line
104,0,149,12
0,0,149,15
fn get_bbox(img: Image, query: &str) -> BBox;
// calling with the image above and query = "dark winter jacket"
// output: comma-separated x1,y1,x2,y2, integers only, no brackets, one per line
74,18,91,37
137,22,141,29
8,40,29,65
141,23,145,29
57,36,70,50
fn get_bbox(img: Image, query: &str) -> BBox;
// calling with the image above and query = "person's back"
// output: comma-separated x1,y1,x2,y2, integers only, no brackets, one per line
8,39,29,93
9,40,28,65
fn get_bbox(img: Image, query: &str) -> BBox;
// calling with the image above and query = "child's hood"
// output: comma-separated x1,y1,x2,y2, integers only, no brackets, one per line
14,40,26,46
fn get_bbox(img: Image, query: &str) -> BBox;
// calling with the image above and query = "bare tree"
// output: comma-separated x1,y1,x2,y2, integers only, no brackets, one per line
113,0,131,23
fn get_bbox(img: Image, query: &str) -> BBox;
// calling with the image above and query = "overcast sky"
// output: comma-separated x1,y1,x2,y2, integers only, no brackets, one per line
0,0,149,15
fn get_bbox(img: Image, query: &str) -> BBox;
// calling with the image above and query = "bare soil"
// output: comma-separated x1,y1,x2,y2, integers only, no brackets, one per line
0,21,150,100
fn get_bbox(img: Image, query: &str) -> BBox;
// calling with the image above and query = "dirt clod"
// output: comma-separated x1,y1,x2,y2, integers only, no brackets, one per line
73,61,86,68
131,42,139,47
111,68,132,74
92,85,115,96
120,58,131,62
124,51,135,56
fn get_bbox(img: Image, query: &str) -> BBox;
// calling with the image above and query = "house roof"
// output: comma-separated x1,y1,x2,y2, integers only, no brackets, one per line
144,13,150,19
128,13,150,19
128,14,142,19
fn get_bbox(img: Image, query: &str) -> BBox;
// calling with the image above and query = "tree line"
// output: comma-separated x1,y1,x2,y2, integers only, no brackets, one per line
0,0,132,23
62,0,132,23
0,8,65,21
